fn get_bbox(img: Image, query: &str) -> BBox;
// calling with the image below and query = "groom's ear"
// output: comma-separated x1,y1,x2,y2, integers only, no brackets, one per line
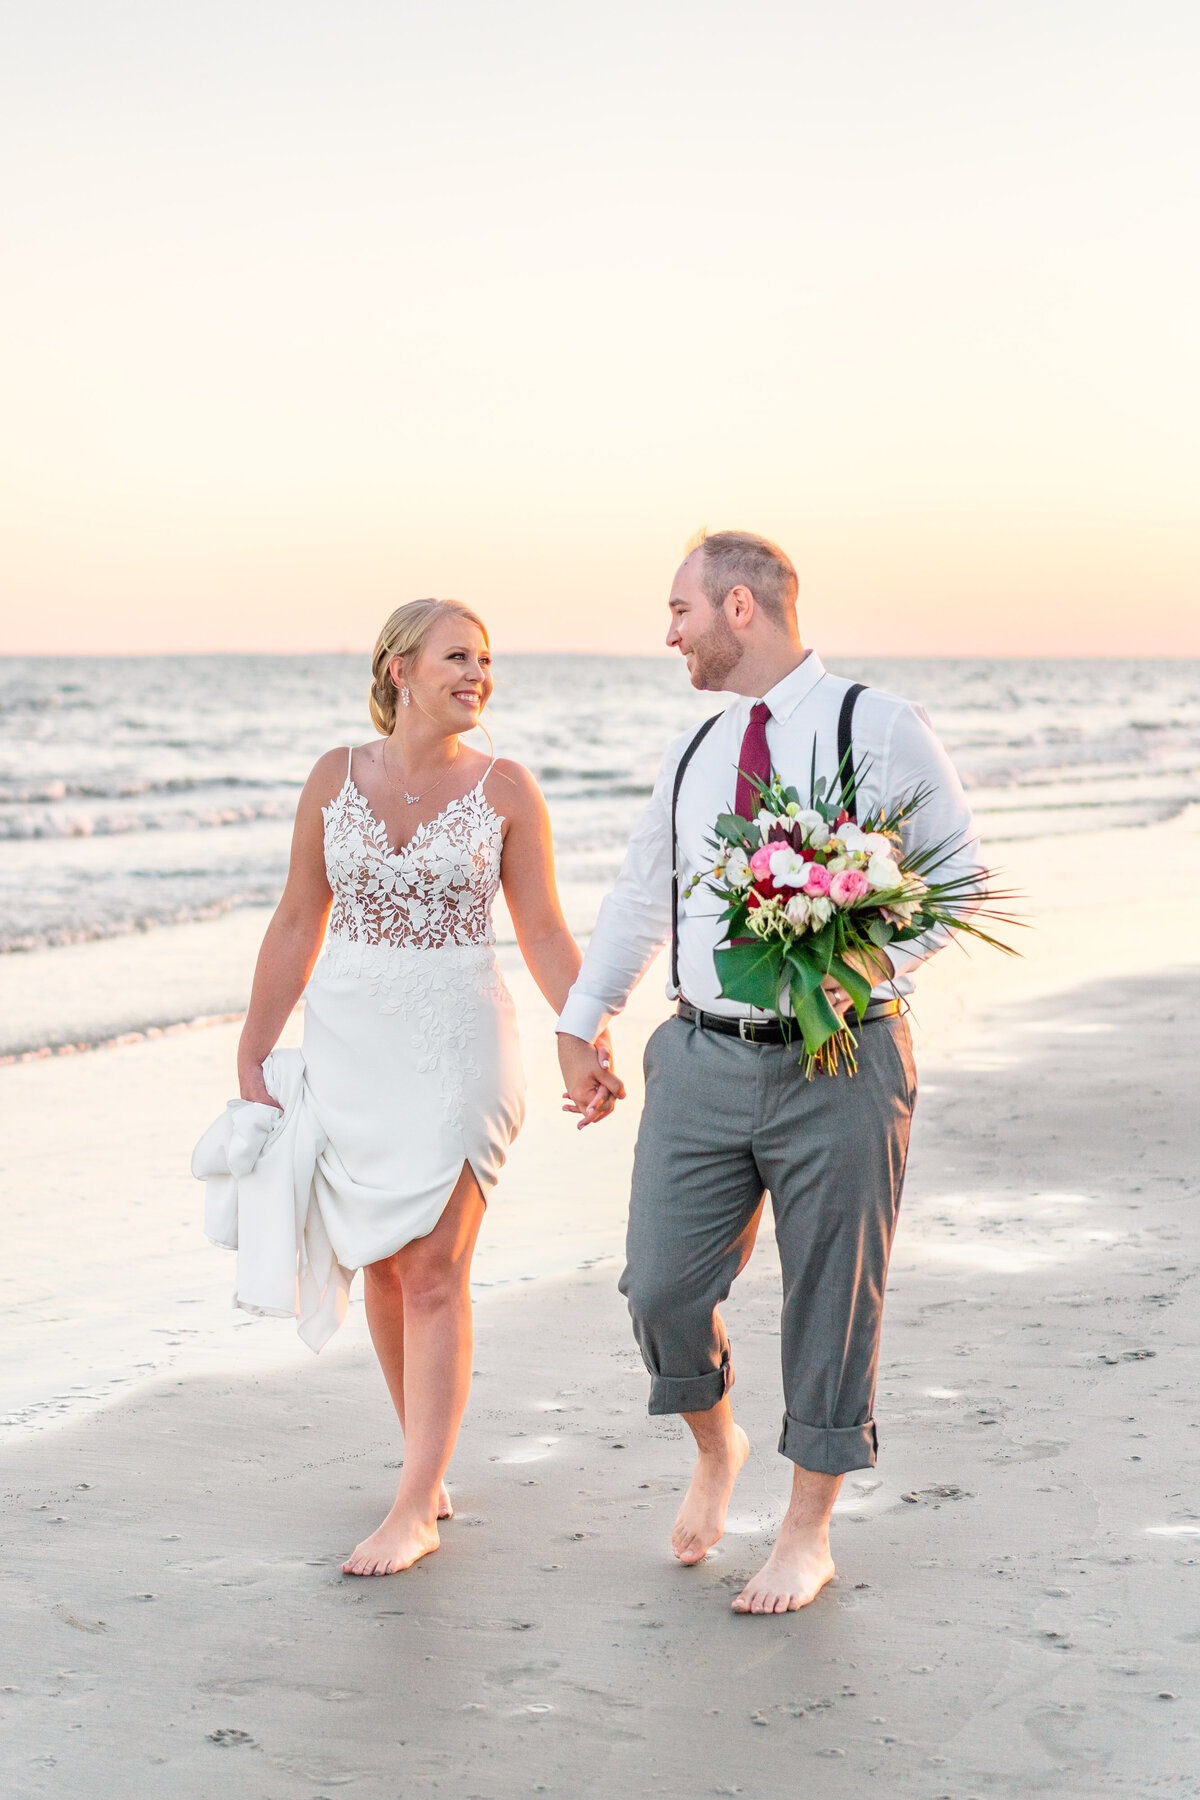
724,584,757,630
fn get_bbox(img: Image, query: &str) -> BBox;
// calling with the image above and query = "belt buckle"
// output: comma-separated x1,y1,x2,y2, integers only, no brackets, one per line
738,1017,757,1042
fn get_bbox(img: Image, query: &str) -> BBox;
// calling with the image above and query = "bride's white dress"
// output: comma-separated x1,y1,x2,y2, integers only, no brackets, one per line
192,749,525,1349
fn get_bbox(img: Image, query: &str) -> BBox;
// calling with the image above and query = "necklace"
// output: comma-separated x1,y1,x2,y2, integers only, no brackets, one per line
381,738,461,806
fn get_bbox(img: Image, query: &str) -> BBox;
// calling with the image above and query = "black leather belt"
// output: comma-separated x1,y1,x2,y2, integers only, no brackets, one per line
676,997,902,1044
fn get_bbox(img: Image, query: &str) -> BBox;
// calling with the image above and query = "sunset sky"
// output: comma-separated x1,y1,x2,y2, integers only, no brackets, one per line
2,1,1198,657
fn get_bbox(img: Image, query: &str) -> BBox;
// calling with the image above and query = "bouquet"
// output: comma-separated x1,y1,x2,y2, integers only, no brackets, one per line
691,758,1018,1077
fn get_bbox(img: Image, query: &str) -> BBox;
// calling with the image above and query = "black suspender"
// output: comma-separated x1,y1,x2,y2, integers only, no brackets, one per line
670,714,721,994
837,682,866,822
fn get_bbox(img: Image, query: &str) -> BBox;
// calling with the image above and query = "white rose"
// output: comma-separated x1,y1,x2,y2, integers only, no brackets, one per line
784,893,811,931
789,808,827,846
826,854,848,874
768,845,809,887
808,895,834,928
866,854,902,891
724,847,752,888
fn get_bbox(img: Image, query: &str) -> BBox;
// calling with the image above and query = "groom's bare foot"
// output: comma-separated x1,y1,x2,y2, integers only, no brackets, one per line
342,1505,440,1577
672,1424,749,1565
731,1515,836,1614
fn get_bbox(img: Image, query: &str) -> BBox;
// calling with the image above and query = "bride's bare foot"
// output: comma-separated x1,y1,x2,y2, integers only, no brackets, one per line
438,1482,453,1521
342,1504,440,1577
731,1516,836,1614
672,1423,749,1565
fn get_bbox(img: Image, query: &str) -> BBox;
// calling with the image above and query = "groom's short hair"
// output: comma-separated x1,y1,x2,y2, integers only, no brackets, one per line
691,529,798,623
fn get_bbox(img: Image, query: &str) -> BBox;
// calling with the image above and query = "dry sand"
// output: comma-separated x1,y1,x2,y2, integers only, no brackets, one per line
2,814,1200,1797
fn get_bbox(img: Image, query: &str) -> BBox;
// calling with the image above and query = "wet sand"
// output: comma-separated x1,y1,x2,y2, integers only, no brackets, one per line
5,807,1199,1434
0,942,658,1435
3,964,1199,1799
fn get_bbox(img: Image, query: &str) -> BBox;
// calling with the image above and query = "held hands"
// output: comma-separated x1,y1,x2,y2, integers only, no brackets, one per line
558,1029,625,1130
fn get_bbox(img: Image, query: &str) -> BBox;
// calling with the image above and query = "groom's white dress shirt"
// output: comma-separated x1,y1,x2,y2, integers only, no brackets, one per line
557,652,985,1045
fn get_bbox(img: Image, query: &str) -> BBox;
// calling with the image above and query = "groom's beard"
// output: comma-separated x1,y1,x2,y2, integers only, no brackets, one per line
688,610,743,690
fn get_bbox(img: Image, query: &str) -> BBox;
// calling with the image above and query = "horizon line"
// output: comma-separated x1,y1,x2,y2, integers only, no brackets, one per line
4,648,1198,663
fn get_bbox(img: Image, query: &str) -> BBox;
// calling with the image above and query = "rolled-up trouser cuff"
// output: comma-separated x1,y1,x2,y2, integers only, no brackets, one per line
647,1356,732,1416
779,1413,878,1474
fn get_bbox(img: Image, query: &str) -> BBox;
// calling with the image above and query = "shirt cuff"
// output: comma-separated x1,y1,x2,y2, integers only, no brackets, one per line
556,991,611,1044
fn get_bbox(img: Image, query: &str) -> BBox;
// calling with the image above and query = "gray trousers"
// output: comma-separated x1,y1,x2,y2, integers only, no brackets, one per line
619,1014,917,1476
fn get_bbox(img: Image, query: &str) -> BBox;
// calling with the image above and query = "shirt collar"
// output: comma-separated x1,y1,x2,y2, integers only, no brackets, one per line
756,649,826,724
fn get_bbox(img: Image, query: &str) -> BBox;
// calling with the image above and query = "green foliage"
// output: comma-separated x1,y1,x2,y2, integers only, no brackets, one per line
829,955,874,1020
792,985,842,1057
713,812,756,847
714,938,785,1012
782,942,826,1007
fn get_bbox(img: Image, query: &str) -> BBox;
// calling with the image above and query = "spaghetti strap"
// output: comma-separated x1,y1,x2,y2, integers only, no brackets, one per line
345,745,353,782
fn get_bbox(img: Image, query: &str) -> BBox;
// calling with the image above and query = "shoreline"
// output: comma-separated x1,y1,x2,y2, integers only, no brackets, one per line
0,1012,246,1068
0,941,657,1441
2,804,1198,1439
3,803,1198,1062
2,964,1198,1797
0,880,606,1062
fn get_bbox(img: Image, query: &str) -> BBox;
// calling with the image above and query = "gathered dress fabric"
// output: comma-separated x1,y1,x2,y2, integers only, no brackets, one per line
192,751,525,1350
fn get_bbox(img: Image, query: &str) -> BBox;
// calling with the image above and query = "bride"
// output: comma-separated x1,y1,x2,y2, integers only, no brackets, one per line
206,598,623,1576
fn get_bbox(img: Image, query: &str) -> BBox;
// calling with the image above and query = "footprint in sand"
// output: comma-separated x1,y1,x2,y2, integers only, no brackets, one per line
51,1606,107,1634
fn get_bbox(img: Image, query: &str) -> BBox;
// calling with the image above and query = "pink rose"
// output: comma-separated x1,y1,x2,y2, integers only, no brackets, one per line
803,862,831,897
749,845,776,883
829,867,870,907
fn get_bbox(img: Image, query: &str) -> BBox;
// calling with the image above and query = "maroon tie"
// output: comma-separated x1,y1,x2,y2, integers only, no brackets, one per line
735,701,772,819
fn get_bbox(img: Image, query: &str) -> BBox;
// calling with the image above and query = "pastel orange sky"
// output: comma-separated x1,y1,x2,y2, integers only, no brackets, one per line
2,2,1198,658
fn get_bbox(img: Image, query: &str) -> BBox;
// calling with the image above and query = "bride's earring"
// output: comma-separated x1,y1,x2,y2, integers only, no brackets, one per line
401,685,410,708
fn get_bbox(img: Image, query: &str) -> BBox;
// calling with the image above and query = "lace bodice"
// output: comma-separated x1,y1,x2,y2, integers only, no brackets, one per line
322,767,504,952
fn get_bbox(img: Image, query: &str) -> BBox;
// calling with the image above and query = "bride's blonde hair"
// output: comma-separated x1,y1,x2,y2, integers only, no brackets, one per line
369,599,490,735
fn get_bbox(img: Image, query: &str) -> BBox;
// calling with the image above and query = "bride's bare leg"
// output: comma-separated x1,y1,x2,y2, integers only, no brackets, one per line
362,1266,452,1519
343,1164,485,1575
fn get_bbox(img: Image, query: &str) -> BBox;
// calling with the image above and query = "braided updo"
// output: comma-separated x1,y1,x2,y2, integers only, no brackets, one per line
368,598,490,735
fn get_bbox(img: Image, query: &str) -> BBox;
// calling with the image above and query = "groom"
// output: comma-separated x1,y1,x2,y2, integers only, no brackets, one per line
558,530,983,1614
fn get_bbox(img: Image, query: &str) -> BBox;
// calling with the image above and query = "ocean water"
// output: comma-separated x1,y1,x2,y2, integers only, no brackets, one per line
3,653,1199,956
4,653,1198,1435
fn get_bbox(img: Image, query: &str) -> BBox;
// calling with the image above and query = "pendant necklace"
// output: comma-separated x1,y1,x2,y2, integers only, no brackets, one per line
382,738,461,805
